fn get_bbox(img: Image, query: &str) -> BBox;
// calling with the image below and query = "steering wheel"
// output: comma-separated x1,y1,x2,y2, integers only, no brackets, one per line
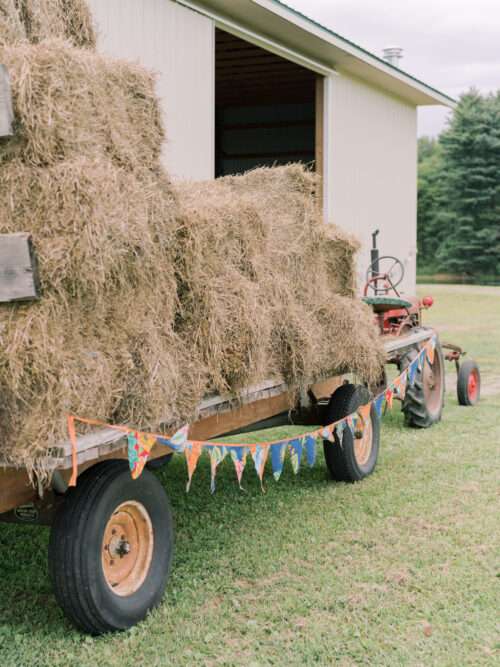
365,256,405,295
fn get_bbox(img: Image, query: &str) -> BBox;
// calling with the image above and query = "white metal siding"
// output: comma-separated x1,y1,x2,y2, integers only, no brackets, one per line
325,73,418,295
87,0,215,180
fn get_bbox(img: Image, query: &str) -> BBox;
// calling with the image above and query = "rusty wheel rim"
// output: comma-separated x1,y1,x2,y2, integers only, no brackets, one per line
354,415,373,466
423,349,443,417
467,369,479,403
102,501,154,597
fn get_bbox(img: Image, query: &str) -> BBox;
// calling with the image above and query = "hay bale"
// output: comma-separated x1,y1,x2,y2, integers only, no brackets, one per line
0,40,163,168
174,165,384,395
0,0,95,48
0,157,203,476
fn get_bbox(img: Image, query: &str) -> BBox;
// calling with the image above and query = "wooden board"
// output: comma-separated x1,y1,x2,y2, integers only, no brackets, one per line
0,64,14,137
315,75,325,207
0,233,40,303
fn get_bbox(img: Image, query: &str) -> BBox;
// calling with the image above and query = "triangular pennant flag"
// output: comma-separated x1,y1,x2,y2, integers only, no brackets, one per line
288,438,303,475
127,431,157,480
385,387,394,411
408,358,418,386
323,424,335,442
346,415,356,436
209,446,227,494
393,375,402,398
425,337,436,365
250,444,269,488
184,441,202,491
357,404,371,436
335,421,346,445
304,434,317,467
397,370,408,400
169,424,190,451
417,349,425,372
229,446,248,488
270,442,287,481
374,394,385,418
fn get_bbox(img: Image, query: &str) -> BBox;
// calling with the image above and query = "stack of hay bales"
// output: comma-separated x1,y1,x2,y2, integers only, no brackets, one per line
0,15,202,477
174,166,383,396
0,0,383,481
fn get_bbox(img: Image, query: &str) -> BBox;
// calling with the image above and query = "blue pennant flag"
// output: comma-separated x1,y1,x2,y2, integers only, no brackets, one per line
304,435,317,467
270,442,287,481
374,394,385,418
408,358,418,386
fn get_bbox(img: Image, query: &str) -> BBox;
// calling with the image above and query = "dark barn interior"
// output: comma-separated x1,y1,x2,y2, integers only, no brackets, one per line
215,28,322,179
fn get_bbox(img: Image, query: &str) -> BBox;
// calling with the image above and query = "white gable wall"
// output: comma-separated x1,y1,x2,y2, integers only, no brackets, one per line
87,0,215,180
324,72,418,295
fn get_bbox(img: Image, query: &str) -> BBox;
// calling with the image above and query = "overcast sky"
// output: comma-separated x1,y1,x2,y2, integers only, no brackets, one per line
285,0,499,136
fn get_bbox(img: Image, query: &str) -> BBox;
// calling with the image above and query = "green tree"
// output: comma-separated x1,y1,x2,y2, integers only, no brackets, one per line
417,139,444,268
436,90,500,276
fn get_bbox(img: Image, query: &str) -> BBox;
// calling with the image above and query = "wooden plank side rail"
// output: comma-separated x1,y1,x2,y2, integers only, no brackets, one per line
0,233,40,303
0,64,14,138
0,328,435,474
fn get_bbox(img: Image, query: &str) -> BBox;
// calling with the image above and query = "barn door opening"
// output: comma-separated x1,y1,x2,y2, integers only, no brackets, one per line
215,28,324,188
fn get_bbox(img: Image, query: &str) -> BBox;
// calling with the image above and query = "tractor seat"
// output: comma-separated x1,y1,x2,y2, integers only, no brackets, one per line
362,295,413,313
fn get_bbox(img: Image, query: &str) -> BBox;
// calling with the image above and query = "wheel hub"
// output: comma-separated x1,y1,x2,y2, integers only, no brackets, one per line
468,371,478,401
354,416,373,466
102,501,154,597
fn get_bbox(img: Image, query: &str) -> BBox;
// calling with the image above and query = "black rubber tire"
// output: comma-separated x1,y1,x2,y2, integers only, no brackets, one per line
146,453,173,471
323,384,380,482
49,460,174,635
457,359,481,406
400,341,445,428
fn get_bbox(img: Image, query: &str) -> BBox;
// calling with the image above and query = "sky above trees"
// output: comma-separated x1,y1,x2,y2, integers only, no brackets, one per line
286,0,499,137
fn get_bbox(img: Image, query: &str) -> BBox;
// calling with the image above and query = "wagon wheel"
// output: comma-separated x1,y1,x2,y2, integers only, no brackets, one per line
400,340,445,427
49,460,174,635
457,360,481,406
322,384,380,482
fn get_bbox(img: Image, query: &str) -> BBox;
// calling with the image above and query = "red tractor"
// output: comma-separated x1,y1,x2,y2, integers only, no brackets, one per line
362,230,481,417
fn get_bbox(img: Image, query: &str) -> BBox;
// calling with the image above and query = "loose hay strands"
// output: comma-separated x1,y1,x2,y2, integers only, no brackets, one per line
0,0,95,48
0,40,164,168
0,0,27,46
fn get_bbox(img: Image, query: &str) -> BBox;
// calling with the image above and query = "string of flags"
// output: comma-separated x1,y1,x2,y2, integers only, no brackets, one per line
67,336,437,490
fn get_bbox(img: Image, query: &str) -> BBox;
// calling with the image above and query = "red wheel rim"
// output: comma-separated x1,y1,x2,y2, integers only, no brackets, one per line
467,370,479,403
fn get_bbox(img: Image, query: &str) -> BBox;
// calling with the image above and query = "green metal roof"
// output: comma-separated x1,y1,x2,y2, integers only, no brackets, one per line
268,0,456,104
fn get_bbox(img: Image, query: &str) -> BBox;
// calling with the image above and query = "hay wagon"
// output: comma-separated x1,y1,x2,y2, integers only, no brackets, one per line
0,236,480,634
0,84,480,633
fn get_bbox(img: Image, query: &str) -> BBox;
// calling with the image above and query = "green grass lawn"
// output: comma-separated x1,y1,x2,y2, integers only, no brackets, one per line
0,285,499,666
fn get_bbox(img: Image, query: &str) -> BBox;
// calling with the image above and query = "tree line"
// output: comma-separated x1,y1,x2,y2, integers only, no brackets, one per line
418,89,500,277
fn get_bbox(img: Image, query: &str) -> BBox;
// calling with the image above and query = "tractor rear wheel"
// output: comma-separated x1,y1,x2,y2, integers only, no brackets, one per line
400,340,445,428
457,360,481,406
323,384,380,482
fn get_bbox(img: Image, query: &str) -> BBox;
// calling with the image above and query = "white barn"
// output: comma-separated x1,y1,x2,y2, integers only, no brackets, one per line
87,0,453,295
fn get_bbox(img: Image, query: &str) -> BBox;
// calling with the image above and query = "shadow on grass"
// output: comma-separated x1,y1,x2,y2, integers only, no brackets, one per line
0,446,333,634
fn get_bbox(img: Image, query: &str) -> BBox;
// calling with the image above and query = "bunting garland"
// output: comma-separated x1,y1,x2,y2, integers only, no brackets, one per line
67,336,437,490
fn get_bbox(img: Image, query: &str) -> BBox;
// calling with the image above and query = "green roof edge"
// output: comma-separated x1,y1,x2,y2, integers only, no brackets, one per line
269,0,457,104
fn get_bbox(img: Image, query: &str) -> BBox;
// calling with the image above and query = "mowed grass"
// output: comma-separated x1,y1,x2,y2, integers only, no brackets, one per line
0,285,499,666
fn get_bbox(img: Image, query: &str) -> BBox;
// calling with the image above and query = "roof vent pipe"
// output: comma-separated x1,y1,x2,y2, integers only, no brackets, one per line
382,46,404,67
